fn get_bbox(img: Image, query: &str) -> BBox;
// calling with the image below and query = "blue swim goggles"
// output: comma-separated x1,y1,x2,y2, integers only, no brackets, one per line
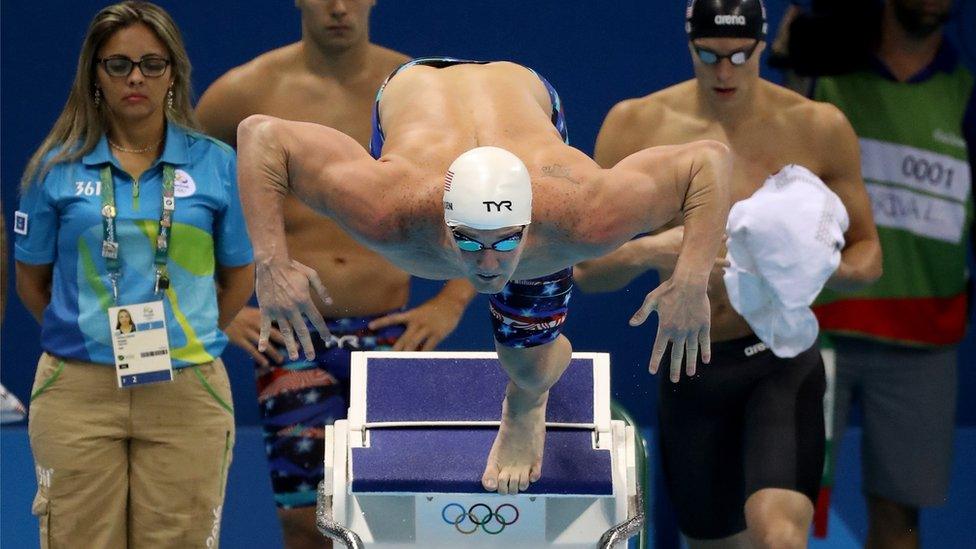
452,227,524,253
693,40,759,66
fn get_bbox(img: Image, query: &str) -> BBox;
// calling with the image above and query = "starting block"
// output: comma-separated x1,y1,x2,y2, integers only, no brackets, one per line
317,352,644,548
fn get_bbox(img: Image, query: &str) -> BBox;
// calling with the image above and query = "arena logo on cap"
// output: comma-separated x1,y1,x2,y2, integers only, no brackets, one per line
715,14,747,25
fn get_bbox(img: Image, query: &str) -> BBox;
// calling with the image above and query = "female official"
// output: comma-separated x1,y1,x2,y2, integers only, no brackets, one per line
14,2,253,546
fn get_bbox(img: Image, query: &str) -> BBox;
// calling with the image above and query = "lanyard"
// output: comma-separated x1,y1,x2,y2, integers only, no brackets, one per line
100,164,176,303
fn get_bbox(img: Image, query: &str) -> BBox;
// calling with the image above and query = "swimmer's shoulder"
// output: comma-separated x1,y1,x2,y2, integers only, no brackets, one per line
600,81,695,143
607,81,695,126
214,44,300,96
197,44,301,142
368,44,411,74
596,97,651,165
760,81,859,173
763,80,853,137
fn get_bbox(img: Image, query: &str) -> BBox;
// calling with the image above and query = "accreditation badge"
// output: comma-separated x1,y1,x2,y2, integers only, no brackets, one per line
108,301,174,388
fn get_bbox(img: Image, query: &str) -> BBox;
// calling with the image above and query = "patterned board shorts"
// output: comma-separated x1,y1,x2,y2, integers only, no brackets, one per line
256,313,404,509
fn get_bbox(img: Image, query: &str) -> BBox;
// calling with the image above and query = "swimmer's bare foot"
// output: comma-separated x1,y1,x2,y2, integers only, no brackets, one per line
481,381,548,495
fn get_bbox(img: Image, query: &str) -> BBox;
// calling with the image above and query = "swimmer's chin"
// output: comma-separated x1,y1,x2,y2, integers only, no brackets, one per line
470,273,509,294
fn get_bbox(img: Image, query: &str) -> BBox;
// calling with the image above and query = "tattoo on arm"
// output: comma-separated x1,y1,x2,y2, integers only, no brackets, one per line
542,164,582,185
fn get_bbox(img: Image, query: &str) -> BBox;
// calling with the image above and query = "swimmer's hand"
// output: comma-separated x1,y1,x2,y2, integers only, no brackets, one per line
225,306,286,367
369,296,465,351
629,277,711,383
255,260,333,361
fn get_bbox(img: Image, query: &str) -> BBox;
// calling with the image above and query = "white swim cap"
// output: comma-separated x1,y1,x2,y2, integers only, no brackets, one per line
443,146,532,230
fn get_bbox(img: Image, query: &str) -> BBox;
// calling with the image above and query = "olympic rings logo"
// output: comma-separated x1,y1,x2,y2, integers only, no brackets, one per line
441,503,520,535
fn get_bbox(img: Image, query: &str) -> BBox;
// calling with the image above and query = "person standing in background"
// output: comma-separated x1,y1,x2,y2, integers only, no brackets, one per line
14,2,253,546
797,1,975,547
197,1,475,546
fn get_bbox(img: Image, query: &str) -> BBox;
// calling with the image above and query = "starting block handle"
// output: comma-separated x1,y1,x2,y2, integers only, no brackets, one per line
598,468,645,548
316,481,364,549
600,406,647,548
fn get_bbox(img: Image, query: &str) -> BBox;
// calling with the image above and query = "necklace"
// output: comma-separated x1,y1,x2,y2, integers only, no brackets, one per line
108,138,162,154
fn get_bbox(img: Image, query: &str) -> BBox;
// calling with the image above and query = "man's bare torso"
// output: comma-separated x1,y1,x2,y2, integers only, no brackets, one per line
623,80,834,341
368,62,613,280
205,43,410,316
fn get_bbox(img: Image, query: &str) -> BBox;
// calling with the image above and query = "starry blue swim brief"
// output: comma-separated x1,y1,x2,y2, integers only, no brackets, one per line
489,268,574,348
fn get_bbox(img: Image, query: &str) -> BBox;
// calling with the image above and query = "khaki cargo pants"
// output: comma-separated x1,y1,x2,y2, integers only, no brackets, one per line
28,353,235,548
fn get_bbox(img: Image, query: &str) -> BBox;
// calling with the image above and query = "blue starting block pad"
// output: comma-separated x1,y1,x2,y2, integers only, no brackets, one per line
319,351,642,548
348,354,611,496
360,357,597,424
351,428,612,495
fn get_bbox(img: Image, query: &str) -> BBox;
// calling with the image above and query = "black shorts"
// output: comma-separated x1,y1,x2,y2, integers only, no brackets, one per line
657,335,825,539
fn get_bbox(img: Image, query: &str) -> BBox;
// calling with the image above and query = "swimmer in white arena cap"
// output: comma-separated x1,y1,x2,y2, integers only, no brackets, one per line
238,57,732,495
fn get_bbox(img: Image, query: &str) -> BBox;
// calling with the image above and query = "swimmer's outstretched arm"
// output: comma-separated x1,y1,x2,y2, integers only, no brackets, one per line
576,107,729,292
574,227,728,292
237,114,390,361
594,140,732,381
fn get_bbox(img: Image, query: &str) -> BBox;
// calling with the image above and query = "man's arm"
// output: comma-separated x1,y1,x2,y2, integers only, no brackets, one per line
594,140,732,380
575,230,686,292
216,263,255,330
15,262,52,324
814,104,883,290
237,115,389,360
575,99,704,292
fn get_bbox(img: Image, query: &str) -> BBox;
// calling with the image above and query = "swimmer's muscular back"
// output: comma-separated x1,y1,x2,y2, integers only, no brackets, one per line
372,62,702,277
378,62,570,168
197,42,411,317
375,61,642,271
599,78,865,340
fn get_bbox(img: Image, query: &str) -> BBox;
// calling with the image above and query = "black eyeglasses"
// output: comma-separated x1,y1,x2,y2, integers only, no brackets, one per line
96,56,171,77
693,41,760,66
451,227,525,253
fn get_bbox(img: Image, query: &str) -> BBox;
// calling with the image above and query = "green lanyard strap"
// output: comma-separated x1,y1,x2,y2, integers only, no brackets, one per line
99,164,176,303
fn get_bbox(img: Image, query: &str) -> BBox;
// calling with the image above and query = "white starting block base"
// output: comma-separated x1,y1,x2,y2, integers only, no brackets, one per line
318,352,644,548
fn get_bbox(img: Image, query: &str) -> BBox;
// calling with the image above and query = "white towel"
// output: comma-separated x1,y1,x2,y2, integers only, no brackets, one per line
723,165,849,358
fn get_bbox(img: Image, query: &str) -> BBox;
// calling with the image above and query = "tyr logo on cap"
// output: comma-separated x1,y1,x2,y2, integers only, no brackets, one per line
483,201,513,212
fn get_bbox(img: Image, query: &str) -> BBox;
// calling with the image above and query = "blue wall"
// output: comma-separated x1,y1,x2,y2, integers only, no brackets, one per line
2,1,975,428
